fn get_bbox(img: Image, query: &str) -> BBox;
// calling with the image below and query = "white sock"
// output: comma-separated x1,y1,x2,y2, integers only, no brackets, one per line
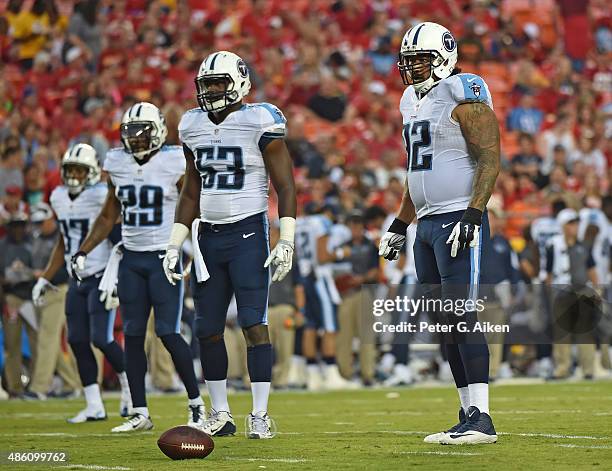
251,382,271,415
83,384,103,410
188,396,204,407
206,380,230,412
132,406,149,418
457,386,470,413
468,383,489,414
118,372,130,395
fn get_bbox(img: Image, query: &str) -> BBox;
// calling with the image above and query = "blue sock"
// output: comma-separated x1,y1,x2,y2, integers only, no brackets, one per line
124,335,147,408
160,334,200,399
96,340,125,374
199,336,228,381
69,342,98,387
247,344,272,382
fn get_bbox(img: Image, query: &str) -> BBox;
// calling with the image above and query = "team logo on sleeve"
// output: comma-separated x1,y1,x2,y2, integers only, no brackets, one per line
442,32,456,52
470,83,481,98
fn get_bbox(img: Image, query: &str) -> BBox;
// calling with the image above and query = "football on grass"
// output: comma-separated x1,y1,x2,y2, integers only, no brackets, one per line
157,426,214,460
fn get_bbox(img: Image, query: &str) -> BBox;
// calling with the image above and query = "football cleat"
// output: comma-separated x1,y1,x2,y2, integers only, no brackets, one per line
119,391,132,418
67,407,107,424
246,412,276,439
424,408,466,444
111,413,154,433
198,409,236,437
187,404,206,429
440,406,497,445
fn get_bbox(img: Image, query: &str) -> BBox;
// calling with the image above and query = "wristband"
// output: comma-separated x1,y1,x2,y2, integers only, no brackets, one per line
388,218,408,235
168,223,190,248
461,207,483,225
279,216,296,243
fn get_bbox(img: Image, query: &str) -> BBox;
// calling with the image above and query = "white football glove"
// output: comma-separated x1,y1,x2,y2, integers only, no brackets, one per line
378,218,408,261
264,239,294,282
70,251,87,281
445,208,482,258
163,245,183,286
32,278,57,307
99,287,120,310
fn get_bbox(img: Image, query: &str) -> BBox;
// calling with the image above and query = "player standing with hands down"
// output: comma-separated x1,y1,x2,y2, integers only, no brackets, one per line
378,22,501,444
71,104,206,433
163,50,296,439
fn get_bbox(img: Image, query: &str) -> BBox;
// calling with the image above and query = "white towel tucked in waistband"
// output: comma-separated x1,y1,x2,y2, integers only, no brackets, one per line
191,219,210,283
99,242,123,292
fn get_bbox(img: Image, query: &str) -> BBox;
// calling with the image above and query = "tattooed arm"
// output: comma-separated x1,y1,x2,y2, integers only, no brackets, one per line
451,102,501,211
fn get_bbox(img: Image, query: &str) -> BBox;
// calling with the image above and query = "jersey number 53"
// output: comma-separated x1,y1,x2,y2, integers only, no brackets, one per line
195,146,245,191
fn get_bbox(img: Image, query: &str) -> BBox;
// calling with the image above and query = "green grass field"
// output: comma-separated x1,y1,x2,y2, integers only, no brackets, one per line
1,381,611,470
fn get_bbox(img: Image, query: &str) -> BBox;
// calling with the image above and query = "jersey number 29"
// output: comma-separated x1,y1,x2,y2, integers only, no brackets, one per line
117,185,163,226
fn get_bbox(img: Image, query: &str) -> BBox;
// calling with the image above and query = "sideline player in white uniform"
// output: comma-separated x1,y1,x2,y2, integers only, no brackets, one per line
32,144,131,423
378,22,500,444
72,103,205,432
163,51,297,439
295,207,355,390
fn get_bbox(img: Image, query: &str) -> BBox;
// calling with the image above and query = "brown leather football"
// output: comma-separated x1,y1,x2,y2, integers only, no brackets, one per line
157,425,214,460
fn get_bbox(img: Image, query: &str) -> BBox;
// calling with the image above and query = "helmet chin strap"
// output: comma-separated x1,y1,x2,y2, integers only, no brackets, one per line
413,76,435,96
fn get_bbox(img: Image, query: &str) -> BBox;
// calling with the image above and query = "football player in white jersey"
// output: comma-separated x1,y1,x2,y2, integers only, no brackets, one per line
378,22,500,444
295,206,356,391
32,144,131,423
163,51,297,439
72,103,205,433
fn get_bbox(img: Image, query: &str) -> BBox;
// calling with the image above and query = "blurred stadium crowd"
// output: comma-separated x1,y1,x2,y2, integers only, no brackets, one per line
0,0,610,398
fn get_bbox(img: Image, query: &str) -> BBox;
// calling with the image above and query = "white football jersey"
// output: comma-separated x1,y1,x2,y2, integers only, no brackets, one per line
531,216,561,280
578,208,610,284
178,103,287,224
50,183,111,278
103,145,185,252
400,73,494,219
296,215,332,278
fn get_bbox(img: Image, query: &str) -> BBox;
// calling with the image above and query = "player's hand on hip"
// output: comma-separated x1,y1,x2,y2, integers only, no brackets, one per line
32,277,57,307
264,239,294,282
70,251,87,281
163,245,183,286
379,218,408,261
446,207,482,258
99,286,120,310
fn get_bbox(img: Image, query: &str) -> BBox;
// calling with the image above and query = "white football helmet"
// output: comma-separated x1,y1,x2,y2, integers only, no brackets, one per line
195,51,251,112
398,22,458,94
120,102,168,160
61,143,101,195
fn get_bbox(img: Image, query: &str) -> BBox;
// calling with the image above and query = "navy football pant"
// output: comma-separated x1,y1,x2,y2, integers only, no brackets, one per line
65,275,124,387
413,210,490,386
